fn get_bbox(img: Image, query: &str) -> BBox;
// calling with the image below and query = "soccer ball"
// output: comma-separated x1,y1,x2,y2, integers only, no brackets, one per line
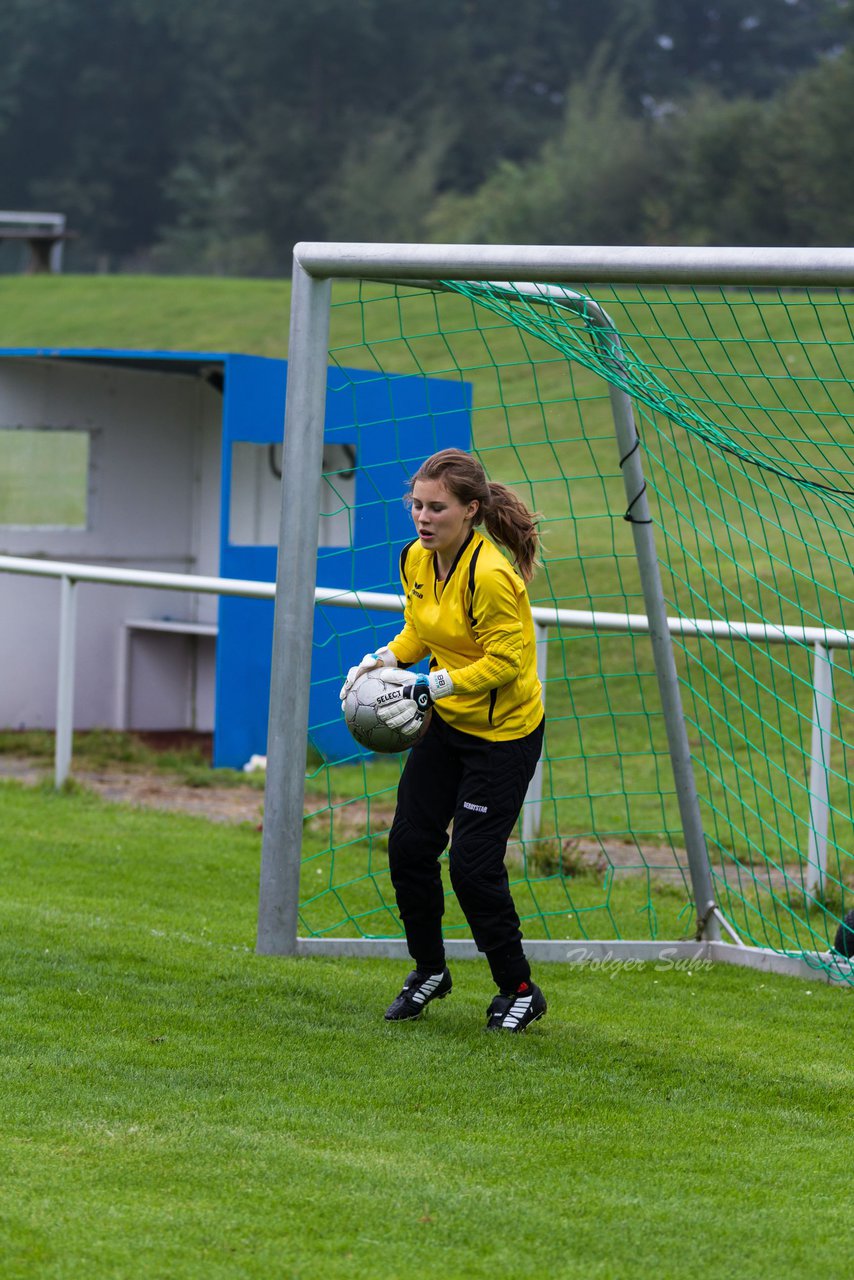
342,672,431,754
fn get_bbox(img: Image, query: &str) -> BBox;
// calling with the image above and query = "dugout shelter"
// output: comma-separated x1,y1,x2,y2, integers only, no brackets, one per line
0,348,471,765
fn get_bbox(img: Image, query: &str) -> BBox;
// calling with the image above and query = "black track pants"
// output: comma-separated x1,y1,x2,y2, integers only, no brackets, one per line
387,712,544,966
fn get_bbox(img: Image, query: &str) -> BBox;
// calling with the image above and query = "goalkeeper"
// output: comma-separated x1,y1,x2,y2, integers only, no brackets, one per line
340,449,546,1032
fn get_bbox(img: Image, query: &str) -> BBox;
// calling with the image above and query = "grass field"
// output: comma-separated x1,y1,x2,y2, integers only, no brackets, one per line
1,273,853,1272
320,279,854,955
2,273,853,959
0,275,293,355
2,776,852,1280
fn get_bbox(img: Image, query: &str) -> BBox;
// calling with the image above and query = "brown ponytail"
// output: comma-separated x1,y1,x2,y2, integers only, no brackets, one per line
481,481,540,584
407,448,541,583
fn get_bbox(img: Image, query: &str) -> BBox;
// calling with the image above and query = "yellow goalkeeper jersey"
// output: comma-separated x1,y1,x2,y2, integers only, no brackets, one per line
388,530,543,741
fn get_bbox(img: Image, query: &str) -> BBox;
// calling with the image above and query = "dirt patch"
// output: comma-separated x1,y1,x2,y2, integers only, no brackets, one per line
0,753,805,899
86,769,267,825
0,755,265,825
0,753,397,833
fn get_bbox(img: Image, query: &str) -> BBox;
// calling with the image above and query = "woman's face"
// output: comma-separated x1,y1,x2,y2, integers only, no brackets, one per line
410,478,479,564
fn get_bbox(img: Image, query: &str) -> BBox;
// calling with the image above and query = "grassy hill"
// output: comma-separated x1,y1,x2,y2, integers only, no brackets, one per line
0,275,294,355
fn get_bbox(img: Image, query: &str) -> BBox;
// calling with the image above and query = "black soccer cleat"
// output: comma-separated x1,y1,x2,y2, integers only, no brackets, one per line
384,967,453,1021
485,981,547,1032
833,907,854,959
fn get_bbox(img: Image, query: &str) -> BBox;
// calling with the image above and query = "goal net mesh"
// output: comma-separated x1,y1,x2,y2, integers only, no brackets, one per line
299,278,854,983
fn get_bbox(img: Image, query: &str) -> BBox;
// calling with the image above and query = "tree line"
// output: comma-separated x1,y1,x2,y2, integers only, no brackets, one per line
1,0,852,274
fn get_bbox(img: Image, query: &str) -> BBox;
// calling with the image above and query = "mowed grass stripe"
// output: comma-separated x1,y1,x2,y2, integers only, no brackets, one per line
1,780,852,1279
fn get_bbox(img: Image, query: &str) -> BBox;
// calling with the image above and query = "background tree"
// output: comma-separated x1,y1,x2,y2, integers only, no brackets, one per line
1,0,183,264
428,67,654,245
0,0,851,269
648,91,784,246
770,50,854,245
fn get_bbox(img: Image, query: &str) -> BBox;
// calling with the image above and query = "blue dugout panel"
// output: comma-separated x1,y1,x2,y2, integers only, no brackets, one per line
215,356,471,767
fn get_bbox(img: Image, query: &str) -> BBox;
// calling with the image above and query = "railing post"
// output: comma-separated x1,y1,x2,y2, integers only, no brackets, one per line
806,642,834,900
522,622,549,843
55,574,78,787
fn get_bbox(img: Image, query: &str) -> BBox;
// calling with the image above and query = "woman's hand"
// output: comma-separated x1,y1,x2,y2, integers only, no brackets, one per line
339,647,397,702
374,668,455,733
374,671,431,736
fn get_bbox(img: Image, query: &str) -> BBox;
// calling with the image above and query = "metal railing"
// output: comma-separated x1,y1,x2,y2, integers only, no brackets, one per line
1,552,850,898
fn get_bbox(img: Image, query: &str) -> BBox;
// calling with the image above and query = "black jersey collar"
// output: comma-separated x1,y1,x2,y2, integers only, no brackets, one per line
433,528,475,596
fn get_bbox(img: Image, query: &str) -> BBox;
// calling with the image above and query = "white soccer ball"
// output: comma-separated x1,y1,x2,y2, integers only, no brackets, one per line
342,672,432,754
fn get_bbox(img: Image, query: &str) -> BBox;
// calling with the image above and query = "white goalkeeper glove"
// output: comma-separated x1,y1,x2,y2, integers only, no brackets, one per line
339,646,397,702
374,668,454,734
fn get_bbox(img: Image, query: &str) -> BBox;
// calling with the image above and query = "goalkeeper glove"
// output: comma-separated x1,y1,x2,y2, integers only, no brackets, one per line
374,668,454,733
339,646,397,702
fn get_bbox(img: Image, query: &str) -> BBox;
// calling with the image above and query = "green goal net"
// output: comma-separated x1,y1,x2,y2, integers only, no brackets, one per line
298,277,854,985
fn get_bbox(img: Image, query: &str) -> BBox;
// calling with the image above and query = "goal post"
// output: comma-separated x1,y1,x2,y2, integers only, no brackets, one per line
256,264,331,954
258,243,854,987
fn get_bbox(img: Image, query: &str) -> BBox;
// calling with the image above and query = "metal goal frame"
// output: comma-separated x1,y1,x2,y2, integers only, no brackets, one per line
257,243,854,986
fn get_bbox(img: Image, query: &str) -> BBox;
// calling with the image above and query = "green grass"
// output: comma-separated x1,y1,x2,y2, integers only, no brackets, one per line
0,428,89,526
2,273,853,960
322,280,854,952
0,275,293,355
2,777,853,1280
